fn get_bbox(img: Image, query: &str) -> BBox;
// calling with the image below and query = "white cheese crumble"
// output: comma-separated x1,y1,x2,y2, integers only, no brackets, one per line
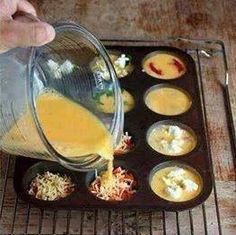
169,139,183,153
182,179,199,192
47,59,75,79
166,185,183,199
167,167,185,178
60,60,75,73
114,54,130,69
91,53,130,80
47,59,61,79
157,125,193,155
162,167,199,199
168,126,183,138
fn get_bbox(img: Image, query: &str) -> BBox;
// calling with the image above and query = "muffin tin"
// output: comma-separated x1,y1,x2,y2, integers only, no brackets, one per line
13,46,213,211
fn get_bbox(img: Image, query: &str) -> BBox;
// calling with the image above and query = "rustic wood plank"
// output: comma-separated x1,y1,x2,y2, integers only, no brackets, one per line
68,210,82,234
164,212,178,235
177,210,192,235
151,211,164,235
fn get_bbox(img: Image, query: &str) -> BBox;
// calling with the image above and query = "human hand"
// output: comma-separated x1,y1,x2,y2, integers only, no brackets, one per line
0,0,55,53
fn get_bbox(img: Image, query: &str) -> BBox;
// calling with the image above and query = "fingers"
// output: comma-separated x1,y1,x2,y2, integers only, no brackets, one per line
0,20,56,50
17,0,37,16
0,0,36,20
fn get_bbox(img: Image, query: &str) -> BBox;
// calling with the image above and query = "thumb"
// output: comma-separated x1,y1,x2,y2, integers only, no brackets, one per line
0,20,55,50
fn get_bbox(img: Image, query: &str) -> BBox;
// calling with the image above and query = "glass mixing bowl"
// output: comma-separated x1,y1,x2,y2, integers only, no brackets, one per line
0,21,124,171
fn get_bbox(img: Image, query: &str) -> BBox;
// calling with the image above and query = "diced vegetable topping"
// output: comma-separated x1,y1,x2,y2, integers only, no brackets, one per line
171,59,185,73
149,62,163,75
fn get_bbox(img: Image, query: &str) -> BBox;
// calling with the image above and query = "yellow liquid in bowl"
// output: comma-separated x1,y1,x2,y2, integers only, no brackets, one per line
2,91,114,162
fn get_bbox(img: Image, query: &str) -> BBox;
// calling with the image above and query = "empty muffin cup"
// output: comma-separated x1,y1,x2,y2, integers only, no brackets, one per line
142,52,186,80
144,84,192,116
149,162,203,202
146,121,197,156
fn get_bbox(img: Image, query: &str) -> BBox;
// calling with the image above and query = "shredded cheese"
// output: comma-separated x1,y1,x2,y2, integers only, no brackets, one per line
89,167,136,201
28,171,75,201
115,132,134,155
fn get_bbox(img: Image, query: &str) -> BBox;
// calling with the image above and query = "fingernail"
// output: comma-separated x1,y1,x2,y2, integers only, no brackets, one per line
44,24,56,42
35,23,55,44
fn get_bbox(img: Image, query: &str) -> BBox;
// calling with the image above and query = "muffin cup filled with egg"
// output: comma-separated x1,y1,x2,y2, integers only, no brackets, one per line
149,162,203,203
142,51,186,80
144,84,192,116
146,120,198,157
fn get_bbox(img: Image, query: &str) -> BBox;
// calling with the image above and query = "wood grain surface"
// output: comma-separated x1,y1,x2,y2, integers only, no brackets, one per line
0,0,236,234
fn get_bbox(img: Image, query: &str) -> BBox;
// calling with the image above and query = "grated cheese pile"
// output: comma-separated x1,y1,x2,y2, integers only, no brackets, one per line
28,171,75,201
89,167,136,201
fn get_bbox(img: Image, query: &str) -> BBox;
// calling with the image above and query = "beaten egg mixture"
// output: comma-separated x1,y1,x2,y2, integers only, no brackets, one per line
145,87,192,116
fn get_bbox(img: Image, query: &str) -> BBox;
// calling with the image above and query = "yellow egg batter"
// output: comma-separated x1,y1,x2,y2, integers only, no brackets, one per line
150,166,202,202
145,86,192,116
143,53,186,80
2,90,114,162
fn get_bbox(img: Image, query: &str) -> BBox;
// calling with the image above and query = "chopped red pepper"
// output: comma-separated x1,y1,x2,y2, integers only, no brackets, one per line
172,59,185,73
149,62,163,76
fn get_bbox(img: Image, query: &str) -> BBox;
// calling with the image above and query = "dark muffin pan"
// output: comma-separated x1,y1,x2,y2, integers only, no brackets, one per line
13,46,213,211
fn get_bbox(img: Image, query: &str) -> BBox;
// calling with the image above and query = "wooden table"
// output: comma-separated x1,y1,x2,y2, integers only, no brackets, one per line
1,0,235,234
